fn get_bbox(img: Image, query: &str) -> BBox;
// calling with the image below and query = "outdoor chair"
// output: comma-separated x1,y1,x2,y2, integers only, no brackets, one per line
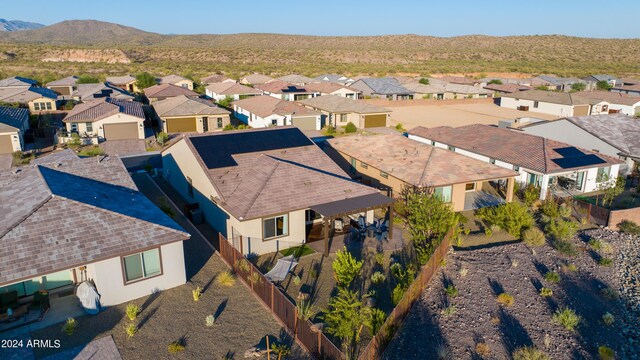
334,218,344,232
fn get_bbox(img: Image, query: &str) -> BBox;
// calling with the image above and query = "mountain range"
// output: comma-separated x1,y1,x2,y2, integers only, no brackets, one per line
0,19,44,32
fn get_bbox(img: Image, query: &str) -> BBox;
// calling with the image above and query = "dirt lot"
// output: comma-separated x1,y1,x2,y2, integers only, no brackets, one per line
386,102,558,130
383,230,632,360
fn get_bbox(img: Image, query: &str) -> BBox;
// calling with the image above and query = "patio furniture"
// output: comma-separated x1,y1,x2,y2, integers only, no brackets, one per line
265,255,298,282
334,218,344,232
31,290,50,312
0,291,18,313
0,303,28,324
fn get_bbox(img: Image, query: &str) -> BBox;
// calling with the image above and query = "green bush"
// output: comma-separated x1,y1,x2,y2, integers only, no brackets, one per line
344,122,357,133
545,271,560,283
552,239,577,256
522,185,540,207
602,312,614,326
512,347,550,360
598,346,615,360
588,238,603,250
78,146,104,157
324,125,336,135
392,284,405,306
217,95,234,107
125,323,137,338
125,303,139,321
539,198,562,219
545,219,578,241
370,271,386,284
167,339,186,354
552,307,581,331
441,305,457,316
497,293,514,306
374,252,385,266
598,257,613,266
156,131,169,145
68,133,82,147
539,287,553,297
332,247,363,288
476,202,533,237
618,220,640,235
444,284,458,298
522,227,545,247
62,317,77,336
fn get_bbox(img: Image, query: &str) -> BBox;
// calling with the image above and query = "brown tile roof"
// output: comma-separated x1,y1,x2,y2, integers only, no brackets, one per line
436,76,477,85
241,73,274,85
175,127,380,220
303,82,359,94
63,98,144,123
201,74,234,84
299,95,390,114
254,80,312,94
409,124,622,174
502,90,606,106
233,96,319,118
276,74,315,84
483,83,532,93
205,82,262,96
105,75,136,85
153,95,230,117
159,74,190,84
576,90,640,106
328,134,517,187
46,76,79,87
144,83,198,99
0,155,189,286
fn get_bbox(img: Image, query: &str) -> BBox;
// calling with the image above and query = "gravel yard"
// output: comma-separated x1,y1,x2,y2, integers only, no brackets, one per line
383,228,640,360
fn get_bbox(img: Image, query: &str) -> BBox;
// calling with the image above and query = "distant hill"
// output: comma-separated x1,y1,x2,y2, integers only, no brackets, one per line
0,19,44,32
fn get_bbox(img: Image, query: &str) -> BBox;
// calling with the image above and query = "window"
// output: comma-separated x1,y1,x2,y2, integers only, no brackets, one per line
272,119,278,126
85,122,93,133
434,185,453,203
123,248,162,283
490,158,496,164
447,145,455,151
533,101,539,108
361,162,368,169
181,84,188,88
263,214,288,239
602,105,608,112
431,140,436,146
305,209,321,223
465,183,476,191
513,165,520,171
187,176,193,198
46,102,52,110
340,114,347,123
380,171,388,179
349,157,356,174
597,166,610,181
217,117,223,128
70,123,78,132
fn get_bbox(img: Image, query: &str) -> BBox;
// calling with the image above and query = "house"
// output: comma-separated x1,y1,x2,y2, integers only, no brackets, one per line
408,124,623,200
404,82,492,99
276,74,316,86
0,86,58,112
314,74,355,85
201,74,235,85
303,82,361,99
159,75,194,90
500,90,611,117
46,76,79,96
575,91,640,116
484,83,533,95
106,75,138,93
62,98,145,141
0,154,189,307
161,127,392,256
239,73,273,85
534,75,590,92
299,95,390,128
205,82,262,102
435,76,479,86
0,106,29,154
478,77,537,87
583,75,623,88
73,82,135,102
326,134,518,211
611,84,640,97
254,80,316,101
520,114,640,174
0,76,37,89
349,77,414,100
153,95,230,133
144,83,199,102
232,95,321,130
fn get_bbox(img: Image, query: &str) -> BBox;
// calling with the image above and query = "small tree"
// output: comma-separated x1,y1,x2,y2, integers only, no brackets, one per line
419,77,430,85
332,247,363,288
488,79,503,85
570,82,586,91
603,176,625,207
156,131,169,146
522,184,540,207
344,122,357,133
270,343,291,360
406,191,456,265
323,289,370,358
596,80,612,91
217,95,234,108
135,72,157,89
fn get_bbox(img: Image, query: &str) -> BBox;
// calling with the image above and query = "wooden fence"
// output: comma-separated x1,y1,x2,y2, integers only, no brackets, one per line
560,197,610,226
218,234,344,360
358,234,451,360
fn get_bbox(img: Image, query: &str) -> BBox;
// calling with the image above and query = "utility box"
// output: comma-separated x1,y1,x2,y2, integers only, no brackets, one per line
190,208,204,225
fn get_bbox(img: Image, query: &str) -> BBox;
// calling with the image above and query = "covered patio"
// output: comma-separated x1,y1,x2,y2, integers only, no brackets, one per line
463,181,510,210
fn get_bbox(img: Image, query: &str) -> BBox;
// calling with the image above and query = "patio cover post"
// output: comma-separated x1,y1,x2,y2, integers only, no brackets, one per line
323,218,330,257
388,204,394,240
506,177,515,203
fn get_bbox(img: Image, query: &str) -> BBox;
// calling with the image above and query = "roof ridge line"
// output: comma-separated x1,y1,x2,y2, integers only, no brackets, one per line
542,137,549,173
0,169,53,237
418,146,436,186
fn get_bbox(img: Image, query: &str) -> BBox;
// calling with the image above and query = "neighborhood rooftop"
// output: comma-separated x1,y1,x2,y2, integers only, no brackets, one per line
254,80,311,94
205,82,262,96
0,86,57,103
46,75,79,87
201,74,233,83
105,75,136,85
63,97,144,123
0,105,29,132
560,114,640,158
0,76,37,87
144,83,198,98
355,77,414,95
153,95,230,117
233,95,320,118
299,94,390,114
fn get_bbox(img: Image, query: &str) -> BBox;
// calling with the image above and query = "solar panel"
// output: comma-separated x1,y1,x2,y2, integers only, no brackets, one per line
554,147,585,158
190,128,314,169
552,154,606,169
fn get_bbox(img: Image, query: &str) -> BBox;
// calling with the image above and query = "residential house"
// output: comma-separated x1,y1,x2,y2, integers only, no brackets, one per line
276,74,316,86
106,75,138,93
232,95,321,130
239,73,273,85
612,84,640,97
159,75,194,90
314,74,354,85
153,95,230,133
303,82,361,99
299,95,390,128
254,80,316,101
478,77,538,87
349,77,414,100
500,90,611,117
0,106,29,154
73,83,135,102
404,82,492,99
201,74,235,85
534,75,590,92
0,86,58,112
326,134,517,211
520,114,640,174
144,83,199,102
0,76,37,89
583,74,623,88
62,98,145,141
575,91,640,116
0,153,189,307
205,82,262,102
435,76,480,86
484,83,533,95
46,76,79,96
408,124,622,200
161,127,391,256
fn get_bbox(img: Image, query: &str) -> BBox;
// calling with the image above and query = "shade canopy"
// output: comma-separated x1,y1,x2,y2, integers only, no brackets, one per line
310,192,394,219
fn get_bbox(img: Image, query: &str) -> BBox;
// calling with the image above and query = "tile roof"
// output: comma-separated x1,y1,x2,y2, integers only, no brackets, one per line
31,149,79,165
46,76,79,87
483,83,532,93
502,90,605,106
0,86,58,103
105,75,136,85
299,95,390,114
352,77,414,95
63,98,144,123
241,73,273,85
159,74,190,85
0,76,37,88
563,114,640,158
409,124,622,174
205,82,262,96
201,74,234,84
574,90,640,106
153,95,230,117
233,95,319,118
254,80,312,94
303,82,359,94
404,82,492,95
276,74,316,84
613,84,640,92
144,83,198,99
75,82,134,101
314,74,354,84
585,74,622,82
435,76,477,85
0,155,189,286
0,105,29,132
174,127,380,220
328,134,517,187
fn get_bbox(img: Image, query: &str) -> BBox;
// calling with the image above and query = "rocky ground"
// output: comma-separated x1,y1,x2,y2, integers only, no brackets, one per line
383,228,640,360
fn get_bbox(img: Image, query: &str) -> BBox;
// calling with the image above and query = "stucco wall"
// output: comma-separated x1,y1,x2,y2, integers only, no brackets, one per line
609,207,640,229
500,97,573,117
65,113,145,140
0,130,23,152
28,97,57,112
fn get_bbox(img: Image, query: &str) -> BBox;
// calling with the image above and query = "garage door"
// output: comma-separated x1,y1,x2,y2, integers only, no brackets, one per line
166,117,197,133
363,114,387,128
292,116,317,131
573,105,590,116
0,134,14,154
104,123,139,140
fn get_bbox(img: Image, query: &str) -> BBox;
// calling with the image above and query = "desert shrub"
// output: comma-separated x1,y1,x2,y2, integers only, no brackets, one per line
600,287,619,301
512,346,550,360
68,133,82,147
216,270,236,286
192,286,203,301
292,275,301,285
236,258,250,273
125,303,139,321
476,202,533,237
618,220,640,235
445,284,458,298
559,203,572,218
125,323,137,338
391,263,415,289
77,74,100,84
484,227,493,237
598,346,615,360
598,257,613,266
370,271,386,284
545,271,561,283
441,305,457,316
249,272,263,285
135,72,156,89
497,293,514,306
205,314,215,327
539,198,562,219
539,287,553,297
365,308,386,335
552,239,577,256
78,145,104,157
156,131,169,145
602,312,614,326
552,307,581,331
522,185,540,207
395,123,405,132
567,263,578,272
545,219,578,241
522,227,545,247
435,342,452,360
324,125,336,135
217,95,234,107
475,342,490,356
374,252,385,266
391,284,405,306
344,122,357,133
459,267,468,277
588,238,603,250
332,247,363,288
406,192,457,265
167,339,186,354
323,288,370,357
271,343,291,360
62,317,77,336
296,298,315,320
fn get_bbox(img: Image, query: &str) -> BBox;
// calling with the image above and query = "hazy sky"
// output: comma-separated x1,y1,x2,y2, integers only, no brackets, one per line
4,0,639,38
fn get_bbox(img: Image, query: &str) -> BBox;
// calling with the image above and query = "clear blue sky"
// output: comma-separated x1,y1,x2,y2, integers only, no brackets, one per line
5,0,639,38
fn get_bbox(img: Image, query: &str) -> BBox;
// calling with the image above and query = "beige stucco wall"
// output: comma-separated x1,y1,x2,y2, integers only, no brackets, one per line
0,130,23,152
161,114,230,133
65,113,145,140
173,79,194,90
28,97,57,112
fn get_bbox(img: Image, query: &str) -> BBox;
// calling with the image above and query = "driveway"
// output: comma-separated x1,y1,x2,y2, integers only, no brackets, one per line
0,154,12,169
99,140,146,157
